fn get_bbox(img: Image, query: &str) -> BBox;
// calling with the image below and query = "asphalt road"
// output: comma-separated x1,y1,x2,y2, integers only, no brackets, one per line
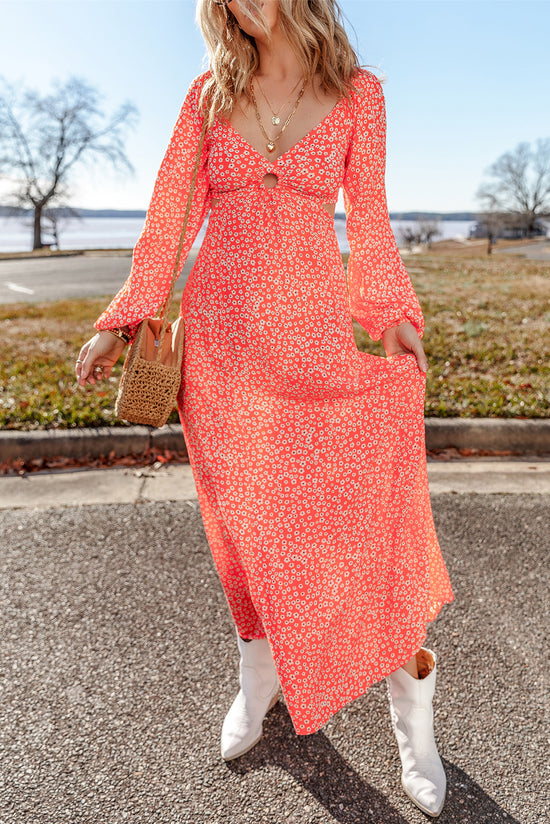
0,250,198,304
0,492,547,823
1,239,548,305
493,240,550,261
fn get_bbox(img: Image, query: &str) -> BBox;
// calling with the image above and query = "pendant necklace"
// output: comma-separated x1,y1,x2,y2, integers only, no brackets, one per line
255,75,304,125
249,79,306,154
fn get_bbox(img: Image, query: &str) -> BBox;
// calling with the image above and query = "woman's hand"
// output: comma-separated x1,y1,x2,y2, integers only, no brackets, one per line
381,321,428,373
75,331,126,387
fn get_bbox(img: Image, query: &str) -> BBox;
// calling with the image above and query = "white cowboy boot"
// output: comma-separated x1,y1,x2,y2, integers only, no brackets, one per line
220,628,281,760
386,648,447,817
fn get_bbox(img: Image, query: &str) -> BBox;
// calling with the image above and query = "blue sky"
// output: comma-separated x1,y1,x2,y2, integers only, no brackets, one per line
1,0,548,213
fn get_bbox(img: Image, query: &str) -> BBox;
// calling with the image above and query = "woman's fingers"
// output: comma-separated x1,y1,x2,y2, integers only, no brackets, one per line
385,321,429,373
75,343,90,385
407,336,428,373
77,338,103,386
76,332,126,387
79,351,98,385
398,326,428,373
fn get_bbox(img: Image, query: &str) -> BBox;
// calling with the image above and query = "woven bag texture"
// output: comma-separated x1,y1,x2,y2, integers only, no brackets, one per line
115,317,184,427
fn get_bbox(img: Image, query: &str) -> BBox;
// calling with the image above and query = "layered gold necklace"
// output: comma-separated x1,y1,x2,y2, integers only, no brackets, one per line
249,76,306,154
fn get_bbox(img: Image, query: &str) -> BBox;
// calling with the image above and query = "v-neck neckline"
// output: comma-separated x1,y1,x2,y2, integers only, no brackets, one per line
218,96,346,165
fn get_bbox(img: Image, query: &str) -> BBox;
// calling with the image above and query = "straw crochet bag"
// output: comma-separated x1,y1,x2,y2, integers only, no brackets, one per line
115,102,209,428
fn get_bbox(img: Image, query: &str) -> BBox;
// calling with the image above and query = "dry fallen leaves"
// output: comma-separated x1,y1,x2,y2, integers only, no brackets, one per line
0,447,190,476
0,446,519,477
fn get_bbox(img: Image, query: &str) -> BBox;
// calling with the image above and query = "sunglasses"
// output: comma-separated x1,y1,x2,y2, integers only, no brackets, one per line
212,0,234,5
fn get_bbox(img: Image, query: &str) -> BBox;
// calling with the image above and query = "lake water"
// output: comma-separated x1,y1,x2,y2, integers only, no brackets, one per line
0,214,478,254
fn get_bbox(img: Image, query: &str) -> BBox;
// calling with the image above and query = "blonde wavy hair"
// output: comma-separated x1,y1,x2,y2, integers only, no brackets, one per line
195,0,377,128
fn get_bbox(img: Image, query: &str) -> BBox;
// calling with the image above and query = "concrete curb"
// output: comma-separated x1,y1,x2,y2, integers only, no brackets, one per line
1,418,550,463
0,424,185,462
424,417,550,453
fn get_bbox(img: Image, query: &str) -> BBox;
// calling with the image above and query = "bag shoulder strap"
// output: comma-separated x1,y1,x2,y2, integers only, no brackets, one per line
156,89,211,356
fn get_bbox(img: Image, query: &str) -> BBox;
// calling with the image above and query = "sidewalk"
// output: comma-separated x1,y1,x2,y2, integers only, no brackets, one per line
1,459,550,510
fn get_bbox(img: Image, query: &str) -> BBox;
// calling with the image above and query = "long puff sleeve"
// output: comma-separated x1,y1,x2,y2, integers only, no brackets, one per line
94,70,212,336
342,70,424,341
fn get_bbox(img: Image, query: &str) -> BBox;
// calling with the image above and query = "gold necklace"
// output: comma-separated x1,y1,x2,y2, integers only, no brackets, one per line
249,80,306,154
255,75,303,126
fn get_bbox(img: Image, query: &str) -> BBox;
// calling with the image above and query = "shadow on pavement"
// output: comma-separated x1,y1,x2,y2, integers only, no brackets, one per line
226,705,520,824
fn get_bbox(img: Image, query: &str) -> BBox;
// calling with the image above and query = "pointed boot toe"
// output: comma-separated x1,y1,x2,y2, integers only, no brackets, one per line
221,629,281,761
401,763,446,817
386,648,447,818
221,686,280,760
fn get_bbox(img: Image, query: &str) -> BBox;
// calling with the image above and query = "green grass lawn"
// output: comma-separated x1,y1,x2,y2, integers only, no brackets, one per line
353,252,549,418
1,252,548,430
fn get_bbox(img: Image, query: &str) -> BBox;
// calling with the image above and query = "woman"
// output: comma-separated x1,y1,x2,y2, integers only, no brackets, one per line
76,0,454,816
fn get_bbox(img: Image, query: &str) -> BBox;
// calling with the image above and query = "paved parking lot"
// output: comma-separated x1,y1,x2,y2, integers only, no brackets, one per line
0,249,198,304
0,479,547,823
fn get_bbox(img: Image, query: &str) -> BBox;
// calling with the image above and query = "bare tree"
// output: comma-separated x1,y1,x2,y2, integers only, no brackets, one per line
398,219,441,251
473,191,506,254
398,225,419,251
43,205,82,250
0,76,138,250
476,139,550,237
418,220,441,248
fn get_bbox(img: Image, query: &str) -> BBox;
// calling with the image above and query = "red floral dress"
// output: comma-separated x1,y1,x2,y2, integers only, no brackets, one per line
95,68,454,736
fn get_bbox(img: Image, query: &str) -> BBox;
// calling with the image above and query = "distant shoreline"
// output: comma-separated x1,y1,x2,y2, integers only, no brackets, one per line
0,206,480,221
0,215,481,256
